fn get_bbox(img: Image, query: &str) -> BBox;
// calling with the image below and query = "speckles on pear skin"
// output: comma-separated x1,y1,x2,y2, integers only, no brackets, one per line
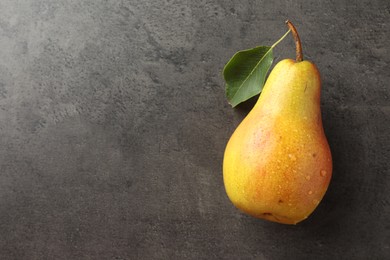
288,154,296,161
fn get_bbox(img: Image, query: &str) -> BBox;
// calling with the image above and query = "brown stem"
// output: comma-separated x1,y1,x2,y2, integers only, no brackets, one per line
285,20,303,62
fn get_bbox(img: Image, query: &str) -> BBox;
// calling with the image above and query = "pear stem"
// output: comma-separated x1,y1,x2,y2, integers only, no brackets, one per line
285,20,303,62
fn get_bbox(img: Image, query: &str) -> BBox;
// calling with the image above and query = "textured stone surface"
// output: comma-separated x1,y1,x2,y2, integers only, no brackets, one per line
0,0,389,259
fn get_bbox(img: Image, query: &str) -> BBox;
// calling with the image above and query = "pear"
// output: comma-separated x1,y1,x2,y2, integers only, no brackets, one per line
223,21,332,224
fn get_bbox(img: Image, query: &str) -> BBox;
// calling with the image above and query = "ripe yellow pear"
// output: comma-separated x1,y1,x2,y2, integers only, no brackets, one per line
223,21,332,224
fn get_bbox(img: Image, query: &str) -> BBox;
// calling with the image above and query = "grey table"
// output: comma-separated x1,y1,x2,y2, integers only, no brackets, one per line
0,0,388,259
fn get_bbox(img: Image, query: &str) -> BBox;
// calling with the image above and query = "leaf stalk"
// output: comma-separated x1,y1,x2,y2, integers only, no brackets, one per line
271,29,291,49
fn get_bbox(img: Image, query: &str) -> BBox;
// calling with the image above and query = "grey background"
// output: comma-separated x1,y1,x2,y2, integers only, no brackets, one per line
0,0,388,259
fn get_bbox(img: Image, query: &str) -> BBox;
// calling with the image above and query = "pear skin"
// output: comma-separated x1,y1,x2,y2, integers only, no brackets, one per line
223,59,332,224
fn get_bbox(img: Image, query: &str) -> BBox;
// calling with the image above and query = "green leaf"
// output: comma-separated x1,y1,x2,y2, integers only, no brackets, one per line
223,46,273,107
223,29,291,107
